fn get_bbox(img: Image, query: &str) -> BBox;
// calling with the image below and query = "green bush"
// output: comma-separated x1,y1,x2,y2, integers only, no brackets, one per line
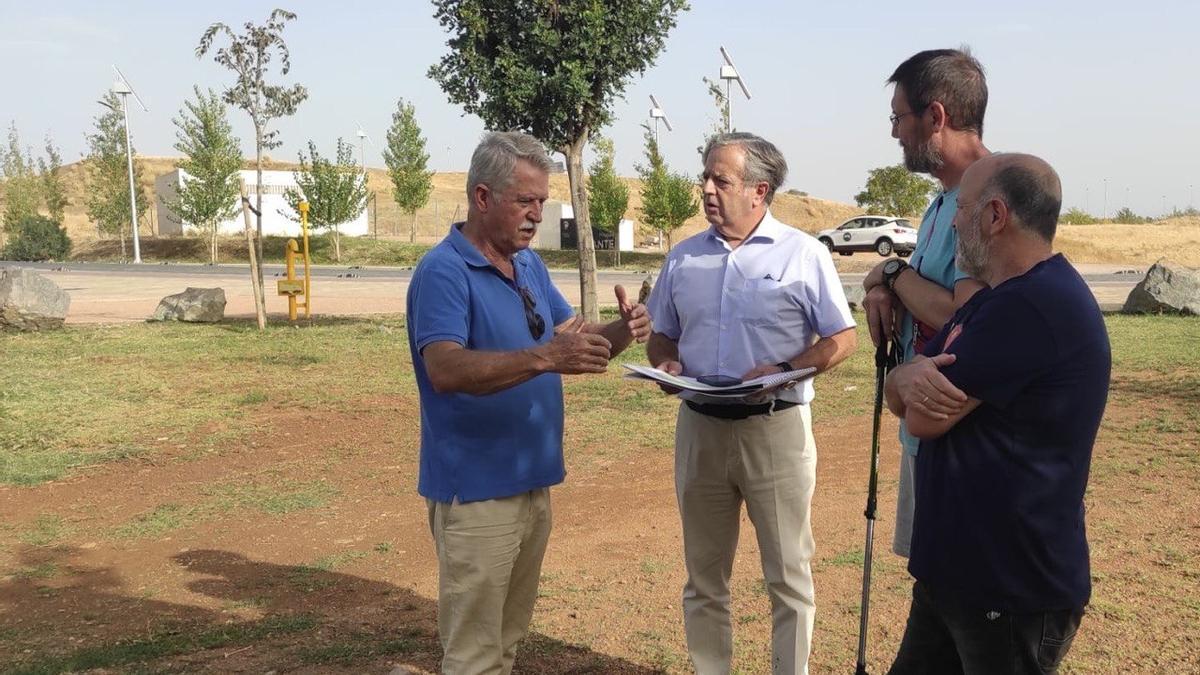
3,214,73,261
1060,207,1098,224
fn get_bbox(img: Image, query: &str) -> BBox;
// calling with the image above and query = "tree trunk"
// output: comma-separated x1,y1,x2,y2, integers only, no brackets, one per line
563,133,599,322
211,225,219,265
410,210,417,243
334,225,342,263
240,180,267,330
254,127,265,290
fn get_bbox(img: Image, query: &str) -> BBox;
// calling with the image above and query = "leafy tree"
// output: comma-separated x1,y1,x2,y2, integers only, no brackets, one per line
588,136,630,265
696,75,729,155
198,9,307,283
587,137,628,233
3,214,71,261
1113,207,1148,224
85,91,149,261
1,123,41,241
429,0,689,321
1060,207,1097,225
37,135,69,225
284,139,367,263
166,86,243,264
382,98,434,243
637,124,698,250
854,164,938,217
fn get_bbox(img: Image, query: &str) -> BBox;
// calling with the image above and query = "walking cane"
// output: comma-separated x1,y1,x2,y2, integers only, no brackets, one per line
855,335,897,674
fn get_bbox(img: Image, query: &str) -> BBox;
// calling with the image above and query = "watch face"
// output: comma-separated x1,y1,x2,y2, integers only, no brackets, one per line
884,259,903,274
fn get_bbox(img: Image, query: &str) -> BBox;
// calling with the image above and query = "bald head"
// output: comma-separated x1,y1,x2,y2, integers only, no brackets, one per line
966,153,1063,242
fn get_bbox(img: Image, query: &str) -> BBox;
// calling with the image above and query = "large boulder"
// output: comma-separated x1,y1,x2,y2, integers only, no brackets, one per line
0,267,70,331
1122,260,1200,315
151,287,227,323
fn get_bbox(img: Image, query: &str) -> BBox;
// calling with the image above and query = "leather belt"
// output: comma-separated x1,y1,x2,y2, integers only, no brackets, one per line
685,399,799,420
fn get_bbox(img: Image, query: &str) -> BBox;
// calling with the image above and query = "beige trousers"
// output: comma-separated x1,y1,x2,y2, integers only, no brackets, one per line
427,488,552,675
675,403,818,675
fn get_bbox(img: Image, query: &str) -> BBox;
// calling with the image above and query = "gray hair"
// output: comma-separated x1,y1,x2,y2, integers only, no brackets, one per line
702,132,788,204
981,153,1062,242
466,131,555,200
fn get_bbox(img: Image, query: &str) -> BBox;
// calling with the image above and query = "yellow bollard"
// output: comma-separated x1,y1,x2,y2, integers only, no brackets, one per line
276,200,313,321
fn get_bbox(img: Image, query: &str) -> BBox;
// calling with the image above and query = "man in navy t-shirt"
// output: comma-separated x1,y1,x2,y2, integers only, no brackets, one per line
407,132,650,674
883,153,1110,674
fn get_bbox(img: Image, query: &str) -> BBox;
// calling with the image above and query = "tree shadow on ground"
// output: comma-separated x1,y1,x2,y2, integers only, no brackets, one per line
0,546,664,674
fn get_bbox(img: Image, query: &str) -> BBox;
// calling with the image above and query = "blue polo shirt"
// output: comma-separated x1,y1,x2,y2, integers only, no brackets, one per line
407,223,575,503
911,254,1111,612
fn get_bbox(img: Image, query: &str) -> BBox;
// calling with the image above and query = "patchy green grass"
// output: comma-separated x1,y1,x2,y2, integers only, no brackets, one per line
204,479,339,516
297,631,420,666
18,515,73,548
5,614,318,675
0,317,411,485
1,310,1198,673
111,504,197,540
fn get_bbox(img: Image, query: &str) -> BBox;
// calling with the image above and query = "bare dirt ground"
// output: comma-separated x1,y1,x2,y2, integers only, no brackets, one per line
2,358,1197,673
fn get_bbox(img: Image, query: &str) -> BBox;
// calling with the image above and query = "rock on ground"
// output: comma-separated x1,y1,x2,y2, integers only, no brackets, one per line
0,267,71,331
151,287,227,323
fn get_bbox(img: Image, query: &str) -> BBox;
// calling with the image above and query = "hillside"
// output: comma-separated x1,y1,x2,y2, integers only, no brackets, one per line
46,156,859,245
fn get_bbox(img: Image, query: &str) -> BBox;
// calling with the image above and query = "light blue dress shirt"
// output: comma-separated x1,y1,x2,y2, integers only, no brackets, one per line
647,211,856,405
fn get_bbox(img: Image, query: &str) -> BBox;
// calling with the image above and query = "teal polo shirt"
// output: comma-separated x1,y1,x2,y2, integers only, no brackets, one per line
899,187,972,456
407,223,575,503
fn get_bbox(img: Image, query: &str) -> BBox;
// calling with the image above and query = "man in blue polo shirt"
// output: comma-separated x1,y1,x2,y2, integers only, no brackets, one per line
406,131,650,674
883,153,1110,674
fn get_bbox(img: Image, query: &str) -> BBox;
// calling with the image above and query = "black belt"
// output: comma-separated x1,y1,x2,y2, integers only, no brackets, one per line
685,399,799,420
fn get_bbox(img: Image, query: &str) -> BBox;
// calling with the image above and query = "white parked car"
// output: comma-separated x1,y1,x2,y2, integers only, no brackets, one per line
817,216,918,257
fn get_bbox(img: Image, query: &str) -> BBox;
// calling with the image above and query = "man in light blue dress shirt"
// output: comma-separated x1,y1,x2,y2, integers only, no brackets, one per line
647,132,857,675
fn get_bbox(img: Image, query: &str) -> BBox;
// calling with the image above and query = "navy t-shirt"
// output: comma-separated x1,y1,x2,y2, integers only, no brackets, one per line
910,254,1111,612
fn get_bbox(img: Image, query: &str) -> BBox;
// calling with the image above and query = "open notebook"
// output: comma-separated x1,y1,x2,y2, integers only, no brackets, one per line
622,364,817,398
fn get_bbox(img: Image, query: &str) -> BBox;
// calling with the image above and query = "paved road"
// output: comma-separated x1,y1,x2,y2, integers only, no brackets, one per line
6,259,1142,324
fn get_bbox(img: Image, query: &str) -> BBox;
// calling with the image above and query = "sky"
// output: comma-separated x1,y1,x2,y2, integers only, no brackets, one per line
2,0,1198,217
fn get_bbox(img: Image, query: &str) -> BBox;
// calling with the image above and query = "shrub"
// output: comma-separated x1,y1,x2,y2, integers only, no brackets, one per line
3,215,72,261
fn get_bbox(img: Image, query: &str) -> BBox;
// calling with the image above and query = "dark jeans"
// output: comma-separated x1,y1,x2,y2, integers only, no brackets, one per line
887,581,1084,675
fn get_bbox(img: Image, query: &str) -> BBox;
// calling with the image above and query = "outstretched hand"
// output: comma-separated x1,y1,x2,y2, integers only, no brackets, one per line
615,285,651,344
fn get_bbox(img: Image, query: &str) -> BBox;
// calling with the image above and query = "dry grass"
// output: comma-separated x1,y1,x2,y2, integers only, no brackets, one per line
1056,216,1200,267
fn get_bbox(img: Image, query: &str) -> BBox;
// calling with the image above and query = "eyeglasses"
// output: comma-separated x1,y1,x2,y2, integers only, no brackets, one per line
889,106,927,126
519,287,546,340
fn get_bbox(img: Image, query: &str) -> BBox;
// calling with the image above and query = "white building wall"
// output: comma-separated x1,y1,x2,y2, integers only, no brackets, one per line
531,200,633,251
155,169,369,237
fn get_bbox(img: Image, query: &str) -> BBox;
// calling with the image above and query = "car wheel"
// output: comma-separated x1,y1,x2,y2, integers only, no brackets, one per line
897,250,911,258
839,251,853,256
819,237,834,253
876,238,893,256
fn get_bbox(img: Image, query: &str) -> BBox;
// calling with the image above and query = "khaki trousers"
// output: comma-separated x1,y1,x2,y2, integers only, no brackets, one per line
675,403,818,675
427,488,552,675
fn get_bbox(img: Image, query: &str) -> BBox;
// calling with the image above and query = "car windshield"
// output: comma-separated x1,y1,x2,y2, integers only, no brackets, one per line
895,219,913,229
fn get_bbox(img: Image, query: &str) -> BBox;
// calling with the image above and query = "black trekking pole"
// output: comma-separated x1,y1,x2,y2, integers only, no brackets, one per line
855,335,896,675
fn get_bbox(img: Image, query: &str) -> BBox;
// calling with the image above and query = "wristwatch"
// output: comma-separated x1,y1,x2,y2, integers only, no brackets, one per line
882,258,910,291
776,361,793,373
